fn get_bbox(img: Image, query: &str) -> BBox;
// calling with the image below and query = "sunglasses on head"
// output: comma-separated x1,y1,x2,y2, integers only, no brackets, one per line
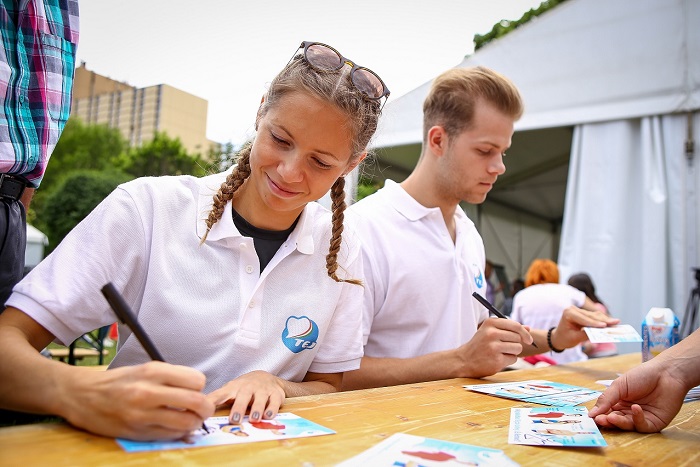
290,41,390,102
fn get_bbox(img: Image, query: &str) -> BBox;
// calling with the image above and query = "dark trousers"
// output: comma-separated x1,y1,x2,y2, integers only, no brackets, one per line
0,198,26,310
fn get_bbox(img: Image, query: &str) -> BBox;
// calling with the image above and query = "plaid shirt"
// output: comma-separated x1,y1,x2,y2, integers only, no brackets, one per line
0,0,79,188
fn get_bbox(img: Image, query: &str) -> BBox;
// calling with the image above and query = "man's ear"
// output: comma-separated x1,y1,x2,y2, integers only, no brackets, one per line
342,152,367,176
427,126,448,156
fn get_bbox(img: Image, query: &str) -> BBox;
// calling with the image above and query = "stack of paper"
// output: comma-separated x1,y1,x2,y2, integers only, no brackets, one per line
464,380,601,406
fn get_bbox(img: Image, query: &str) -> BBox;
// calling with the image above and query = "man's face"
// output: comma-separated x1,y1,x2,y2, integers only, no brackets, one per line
437,100,514,205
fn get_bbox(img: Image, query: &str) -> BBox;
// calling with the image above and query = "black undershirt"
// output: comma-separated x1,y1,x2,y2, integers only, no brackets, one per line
231,208,299,272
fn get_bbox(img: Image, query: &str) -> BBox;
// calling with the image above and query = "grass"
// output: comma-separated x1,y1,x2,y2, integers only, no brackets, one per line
47,331,117,366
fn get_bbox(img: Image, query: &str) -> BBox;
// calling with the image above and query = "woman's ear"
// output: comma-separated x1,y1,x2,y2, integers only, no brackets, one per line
342,153,367,176
255,95,266,130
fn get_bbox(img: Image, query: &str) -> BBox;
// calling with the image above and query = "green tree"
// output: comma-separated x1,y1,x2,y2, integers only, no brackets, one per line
118,132,208,178
42,170,133,252
474,0,569,50
29,118,127,228
209,141,238,172
39,118,128,194
356,176,381,201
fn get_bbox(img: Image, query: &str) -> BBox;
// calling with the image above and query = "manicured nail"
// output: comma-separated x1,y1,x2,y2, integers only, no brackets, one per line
265,410,273,418
252,411,260,420
232,413,241,422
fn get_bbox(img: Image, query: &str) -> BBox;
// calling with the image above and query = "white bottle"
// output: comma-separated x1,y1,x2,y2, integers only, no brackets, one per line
641,307,680,362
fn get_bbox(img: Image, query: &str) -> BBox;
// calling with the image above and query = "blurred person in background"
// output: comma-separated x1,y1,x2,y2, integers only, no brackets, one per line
568,273,617,358
511,259,601,364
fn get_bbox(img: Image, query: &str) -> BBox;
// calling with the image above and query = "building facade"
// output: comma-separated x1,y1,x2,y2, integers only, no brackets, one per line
71,63,218,156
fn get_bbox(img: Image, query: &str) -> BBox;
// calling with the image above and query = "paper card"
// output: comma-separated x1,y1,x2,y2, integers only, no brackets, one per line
583,324,642,343
337,433,519,467
464,380,601,407
509,406,607,447
685,385,700,402
116,412,334,452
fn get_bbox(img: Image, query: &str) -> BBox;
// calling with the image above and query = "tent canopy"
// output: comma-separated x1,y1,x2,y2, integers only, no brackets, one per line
374,0,699,149
367,0,700,333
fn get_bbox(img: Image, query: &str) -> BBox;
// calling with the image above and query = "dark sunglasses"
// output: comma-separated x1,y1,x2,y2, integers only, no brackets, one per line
291,41,390,102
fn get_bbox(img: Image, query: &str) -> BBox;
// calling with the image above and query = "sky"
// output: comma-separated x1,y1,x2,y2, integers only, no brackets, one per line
76,0,544,146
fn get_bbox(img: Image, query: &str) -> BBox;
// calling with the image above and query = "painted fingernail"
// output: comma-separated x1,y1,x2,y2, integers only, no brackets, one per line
252,411,260,420
232,413,241,423
265,410,273,418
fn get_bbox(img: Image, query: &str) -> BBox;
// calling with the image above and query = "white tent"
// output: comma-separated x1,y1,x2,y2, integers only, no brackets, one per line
369,0,700,335
25,224,48,269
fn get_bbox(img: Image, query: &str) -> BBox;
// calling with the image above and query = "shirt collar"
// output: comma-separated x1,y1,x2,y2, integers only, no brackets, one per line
195,170,316,255
382,179,441,221
382,179,472,227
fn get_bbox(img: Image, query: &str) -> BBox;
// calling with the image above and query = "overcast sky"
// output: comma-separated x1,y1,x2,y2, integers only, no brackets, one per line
76,0,544,146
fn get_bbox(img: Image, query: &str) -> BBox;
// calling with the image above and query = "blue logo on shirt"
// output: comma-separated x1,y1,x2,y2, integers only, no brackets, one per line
474,264,484,288
282,316,319,353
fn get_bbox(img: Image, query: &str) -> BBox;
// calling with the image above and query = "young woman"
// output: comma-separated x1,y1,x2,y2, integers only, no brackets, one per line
0,41,388,441
568,272,617,358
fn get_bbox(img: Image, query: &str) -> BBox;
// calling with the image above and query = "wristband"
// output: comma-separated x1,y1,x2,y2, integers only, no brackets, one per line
547,326,564,353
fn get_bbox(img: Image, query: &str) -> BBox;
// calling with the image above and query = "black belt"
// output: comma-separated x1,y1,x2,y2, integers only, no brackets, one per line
0,174,29,201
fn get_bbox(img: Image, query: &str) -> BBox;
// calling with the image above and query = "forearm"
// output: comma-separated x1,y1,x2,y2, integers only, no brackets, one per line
519,328,552,356
0,325,73,416
20,187,34,211
341,352,460,391
278,371,344,398
280,380,339,398
654,328,700,390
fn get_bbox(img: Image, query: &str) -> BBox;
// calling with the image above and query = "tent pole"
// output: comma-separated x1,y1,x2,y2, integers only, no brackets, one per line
686,112,698,325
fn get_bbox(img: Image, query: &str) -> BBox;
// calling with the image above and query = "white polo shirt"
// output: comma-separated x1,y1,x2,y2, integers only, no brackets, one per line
8,170,364,393
348,180,489,358
511,283,587,364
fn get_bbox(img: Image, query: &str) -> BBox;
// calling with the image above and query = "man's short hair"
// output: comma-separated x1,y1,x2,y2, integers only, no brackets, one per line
422,66,523,143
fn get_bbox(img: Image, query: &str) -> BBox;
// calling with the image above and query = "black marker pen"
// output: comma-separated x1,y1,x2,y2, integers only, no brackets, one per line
101,282,209,433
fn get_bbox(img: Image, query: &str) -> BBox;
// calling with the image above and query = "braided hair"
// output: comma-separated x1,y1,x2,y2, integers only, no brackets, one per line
201,54,382,284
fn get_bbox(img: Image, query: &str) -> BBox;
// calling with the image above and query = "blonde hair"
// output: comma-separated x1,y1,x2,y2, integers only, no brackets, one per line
202,55,382,284
525,259,560,287
422,66,523,143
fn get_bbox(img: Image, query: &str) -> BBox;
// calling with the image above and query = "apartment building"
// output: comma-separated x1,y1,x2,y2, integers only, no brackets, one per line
71,63,218,156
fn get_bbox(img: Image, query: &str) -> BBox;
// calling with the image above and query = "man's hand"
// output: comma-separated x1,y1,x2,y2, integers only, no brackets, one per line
550,306,619,350
453,317,533,378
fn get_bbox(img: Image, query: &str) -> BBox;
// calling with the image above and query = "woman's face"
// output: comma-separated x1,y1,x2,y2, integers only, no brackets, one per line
245,90,363,229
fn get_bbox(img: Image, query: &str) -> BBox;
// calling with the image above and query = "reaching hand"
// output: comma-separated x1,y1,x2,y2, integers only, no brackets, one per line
206,370,286,425
551,306,620,350
588,361,687,432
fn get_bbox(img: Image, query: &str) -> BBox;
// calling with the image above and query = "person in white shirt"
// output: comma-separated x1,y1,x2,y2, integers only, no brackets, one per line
342,67,618,391
0,41,389,440
511,259,602,364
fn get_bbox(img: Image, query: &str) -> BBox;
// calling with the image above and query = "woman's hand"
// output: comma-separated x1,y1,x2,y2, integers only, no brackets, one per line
61,362,215,441
206,371,286,424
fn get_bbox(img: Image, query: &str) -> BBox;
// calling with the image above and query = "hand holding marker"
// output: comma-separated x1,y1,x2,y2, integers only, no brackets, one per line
472,291,537,348
101,282,210,433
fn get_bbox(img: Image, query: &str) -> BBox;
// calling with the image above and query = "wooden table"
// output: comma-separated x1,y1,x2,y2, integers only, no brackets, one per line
1,353,698,466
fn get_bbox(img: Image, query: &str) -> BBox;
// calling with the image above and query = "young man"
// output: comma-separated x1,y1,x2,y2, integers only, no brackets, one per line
343,67,617,390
